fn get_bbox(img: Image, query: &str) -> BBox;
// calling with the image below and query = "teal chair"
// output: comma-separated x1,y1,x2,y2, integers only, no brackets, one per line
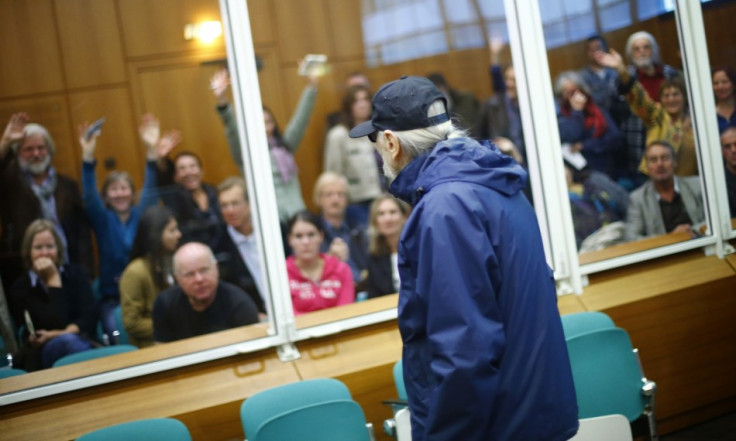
566,328,657,440
53,344,137,367
393,359,407,400
76,418,191,441
560,311,615,339
0,367,26,378
384,360,408,438
113,305,130,345
240,378,374,441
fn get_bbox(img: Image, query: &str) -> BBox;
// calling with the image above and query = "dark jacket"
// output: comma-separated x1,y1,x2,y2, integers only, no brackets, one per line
0,152,93,292
211,227,266,313
389,137,578,441
365,253,395,299
557,105,623,178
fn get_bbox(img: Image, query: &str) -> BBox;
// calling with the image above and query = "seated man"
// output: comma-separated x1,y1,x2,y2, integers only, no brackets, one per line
625,141,704,241
313,171,368,284
722,127,736,218
152,242,259,343
211,177,268,319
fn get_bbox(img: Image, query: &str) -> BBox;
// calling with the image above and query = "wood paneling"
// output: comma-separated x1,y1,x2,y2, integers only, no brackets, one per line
55,0,127,89
249,0,276,47
117,0,224,58
131,56,240,182
0,0,65,98
0,95,78,179
273,0,332,64
67,87,142,186
326,0,366,60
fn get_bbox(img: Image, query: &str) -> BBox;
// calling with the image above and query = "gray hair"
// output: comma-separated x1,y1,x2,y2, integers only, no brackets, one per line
553,71,591,98
12,123,56,156
625,31,660,64
381,100,467,163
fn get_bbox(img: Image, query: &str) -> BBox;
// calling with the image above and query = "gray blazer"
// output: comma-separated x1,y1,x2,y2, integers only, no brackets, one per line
624,176,704,242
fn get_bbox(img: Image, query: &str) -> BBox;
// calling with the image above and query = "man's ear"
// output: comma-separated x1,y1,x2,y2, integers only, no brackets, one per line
383,130,402,162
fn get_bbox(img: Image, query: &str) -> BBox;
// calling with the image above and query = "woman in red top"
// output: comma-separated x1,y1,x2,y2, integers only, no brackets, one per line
286,211,354,315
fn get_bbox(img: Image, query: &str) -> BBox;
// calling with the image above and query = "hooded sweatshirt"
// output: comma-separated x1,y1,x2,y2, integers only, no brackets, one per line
286,253,354,315
390,137,579,441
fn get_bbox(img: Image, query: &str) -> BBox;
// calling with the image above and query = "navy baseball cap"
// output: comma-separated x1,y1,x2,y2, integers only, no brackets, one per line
349,75,449,139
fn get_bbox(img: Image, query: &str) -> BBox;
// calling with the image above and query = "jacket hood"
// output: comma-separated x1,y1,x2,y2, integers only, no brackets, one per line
389,138,528,206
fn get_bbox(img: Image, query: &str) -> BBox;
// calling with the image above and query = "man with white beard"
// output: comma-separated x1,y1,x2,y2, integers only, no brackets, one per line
0,113,92,293
618,31,680,188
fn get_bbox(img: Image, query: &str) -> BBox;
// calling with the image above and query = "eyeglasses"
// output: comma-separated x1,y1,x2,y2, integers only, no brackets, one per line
368,132,378,143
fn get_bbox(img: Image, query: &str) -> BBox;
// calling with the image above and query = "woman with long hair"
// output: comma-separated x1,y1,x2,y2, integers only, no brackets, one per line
324,84,383,224
211,68,318,224
9,220,96,370
364,195,410,299
285,211,354,315
78,114,178,343
119,206,181,348
713,67,736,133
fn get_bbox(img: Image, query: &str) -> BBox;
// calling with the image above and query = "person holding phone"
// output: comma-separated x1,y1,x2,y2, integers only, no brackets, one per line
78,115,181,343
9,220,97,370
210,67,318,225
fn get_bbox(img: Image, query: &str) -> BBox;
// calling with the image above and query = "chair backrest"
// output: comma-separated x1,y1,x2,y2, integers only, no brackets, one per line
566,328,647,421
393,360,407,400
561,312,615,340
240,378,352,439
53,344,137,367
254,399,370,441
113,305,130,345
568,414,633,441
0,367,26,378
394,407,412,441
76,417,192,441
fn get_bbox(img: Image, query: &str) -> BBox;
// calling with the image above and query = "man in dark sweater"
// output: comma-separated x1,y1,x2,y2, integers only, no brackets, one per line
153,242,259,343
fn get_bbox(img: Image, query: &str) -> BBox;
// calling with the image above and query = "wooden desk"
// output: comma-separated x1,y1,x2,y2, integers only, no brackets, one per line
578,231,692,266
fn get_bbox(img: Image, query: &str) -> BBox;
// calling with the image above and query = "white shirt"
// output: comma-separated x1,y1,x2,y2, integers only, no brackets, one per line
227,225,267,307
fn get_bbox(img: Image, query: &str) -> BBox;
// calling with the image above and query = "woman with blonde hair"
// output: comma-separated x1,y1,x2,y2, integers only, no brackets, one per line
9,220,96,370
364,195,410,299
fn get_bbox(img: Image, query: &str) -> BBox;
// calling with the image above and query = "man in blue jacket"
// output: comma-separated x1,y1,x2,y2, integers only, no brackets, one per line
350,76,579,441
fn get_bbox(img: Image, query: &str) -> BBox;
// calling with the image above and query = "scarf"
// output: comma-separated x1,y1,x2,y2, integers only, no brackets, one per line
26,167,69,260
561,96,608,139
268,136,297,184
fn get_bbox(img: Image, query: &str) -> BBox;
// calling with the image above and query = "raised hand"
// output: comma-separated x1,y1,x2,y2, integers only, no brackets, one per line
210,68,230,106
595,49,625,74
78,121,101,163
1,112,28,153
489,38,504,64
139,113,161,150
155,129,182,161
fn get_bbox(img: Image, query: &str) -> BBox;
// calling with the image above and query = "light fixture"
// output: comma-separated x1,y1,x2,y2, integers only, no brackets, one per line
184,21,223,43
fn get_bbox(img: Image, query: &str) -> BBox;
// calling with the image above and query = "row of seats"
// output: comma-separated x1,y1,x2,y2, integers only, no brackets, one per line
74,378,375,441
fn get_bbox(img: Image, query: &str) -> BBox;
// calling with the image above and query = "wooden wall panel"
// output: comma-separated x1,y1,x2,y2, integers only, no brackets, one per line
0,95,78,179
325,0,366,60
67,87,143,186
254,49,286,130
117,0,224,58
248,0,276,47
273,0,333,64
55,0,127,89
703,1,736,68
132,58,240,185
0,0,65,98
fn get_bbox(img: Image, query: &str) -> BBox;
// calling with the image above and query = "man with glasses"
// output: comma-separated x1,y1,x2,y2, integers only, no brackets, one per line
152,242,259,343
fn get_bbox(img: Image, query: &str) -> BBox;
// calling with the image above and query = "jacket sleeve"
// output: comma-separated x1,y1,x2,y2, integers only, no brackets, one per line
216,103,245,173
625,80,663,128
81,161,107,233
119,261,153,341
336,261,355,306
138,160,159,212
557,110,587,143
624,191,646,242
413,193,505,441
323,125,345,174
282,85,317,152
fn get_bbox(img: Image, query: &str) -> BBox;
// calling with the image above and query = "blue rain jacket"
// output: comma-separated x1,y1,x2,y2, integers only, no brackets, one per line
389,137,578,441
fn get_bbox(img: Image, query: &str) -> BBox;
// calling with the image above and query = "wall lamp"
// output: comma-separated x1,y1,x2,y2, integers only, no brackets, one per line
184,21,223,43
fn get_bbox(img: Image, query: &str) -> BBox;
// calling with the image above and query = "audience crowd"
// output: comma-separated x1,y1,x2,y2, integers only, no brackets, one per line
1,28,735,371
